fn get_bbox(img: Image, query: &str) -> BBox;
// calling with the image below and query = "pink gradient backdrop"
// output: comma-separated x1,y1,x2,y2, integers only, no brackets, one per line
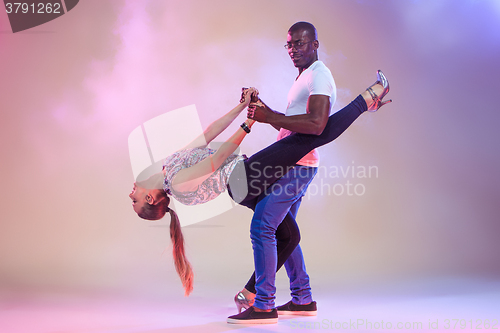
1,0,499,302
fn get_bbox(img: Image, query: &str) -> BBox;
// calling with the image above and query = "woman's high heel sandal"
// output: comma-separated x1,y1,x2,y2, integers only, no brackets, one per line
366,70,392,112
234,291,255,313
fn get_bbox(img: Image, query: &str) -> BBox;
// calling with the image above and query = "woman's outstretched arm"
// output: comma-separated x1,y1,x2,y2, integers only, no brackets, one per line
171,118,255,193
183,88,258,149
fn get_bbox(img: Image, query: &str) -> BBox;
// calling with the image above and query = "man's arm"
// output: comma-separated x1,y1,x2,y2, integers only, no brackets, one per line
248,94,330,135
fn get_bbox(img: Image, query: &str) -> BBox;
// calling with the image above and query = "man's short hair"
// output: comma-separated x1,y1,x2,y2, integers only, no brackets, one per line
288,21,318,40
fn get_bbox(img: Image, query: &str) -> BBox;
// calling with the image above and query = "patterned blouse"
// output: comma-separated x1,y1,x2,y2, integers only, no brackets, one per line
163,147,244,206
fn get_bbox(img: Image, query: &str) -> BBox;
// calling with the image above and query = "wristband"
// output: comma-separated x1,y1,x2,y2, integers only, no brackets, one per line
240,122,251,133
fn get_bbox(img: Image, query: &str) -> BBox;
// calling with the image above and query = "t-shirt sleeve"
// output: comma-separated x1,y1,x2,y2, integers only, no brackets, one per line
308,70,335,97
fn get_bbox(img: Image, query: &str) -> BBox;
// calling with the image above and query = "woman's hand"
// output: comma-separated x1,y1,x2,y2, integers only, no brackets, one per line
240,87,259,107
244,118,256,127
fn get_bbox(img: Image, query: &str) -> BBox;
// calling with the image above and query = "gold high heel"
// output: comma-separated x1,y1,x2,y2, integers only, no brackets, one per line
234,291,255,313
366,70,392,112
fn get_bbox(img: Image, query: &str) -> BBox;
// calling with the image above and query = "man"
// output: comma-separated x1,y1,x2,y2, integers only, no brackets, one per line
228,21,336,324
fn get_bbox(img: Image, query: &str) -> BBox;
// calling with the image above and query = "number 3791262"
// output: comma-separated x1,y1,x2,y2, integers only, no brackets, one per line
444,319,498,330
5,2,62,14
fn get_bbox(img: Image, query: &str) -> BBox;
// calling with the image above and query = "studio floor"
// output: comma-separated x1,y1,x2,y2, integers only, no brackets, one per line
1,277,499,333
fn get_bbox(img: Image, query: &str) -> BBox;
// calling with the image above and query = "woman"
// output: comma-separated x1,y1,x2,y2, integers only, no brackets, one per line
129,70,392,297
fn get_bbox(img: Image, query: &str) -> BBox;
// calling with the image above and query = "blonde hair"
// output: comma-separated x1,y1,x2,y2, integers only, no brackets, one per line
139,196,194,296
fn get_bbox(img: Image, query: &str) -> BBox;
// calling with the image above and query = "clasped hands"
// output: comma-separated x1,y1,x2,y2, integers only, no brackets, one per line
240,87,274,124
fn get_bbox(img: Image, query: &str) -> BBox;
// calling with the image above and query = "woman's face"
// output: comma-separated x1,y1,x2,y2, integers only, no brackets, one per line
129,183,148,213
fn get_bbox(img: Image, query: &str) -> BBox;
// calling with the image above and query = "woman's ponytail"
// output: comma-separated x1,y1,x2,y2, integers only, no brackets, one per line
137,193,193,295
168,208,194,296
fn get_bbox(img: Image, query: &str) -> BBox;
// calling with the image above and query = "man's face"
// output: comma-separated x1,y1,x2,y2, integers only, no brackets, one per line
286,29,317,69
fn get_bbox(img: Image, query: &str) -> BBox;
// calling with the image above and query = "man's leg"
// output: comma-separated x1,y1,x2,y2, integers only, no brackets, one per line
243,211,300,295
251,166,317,310
274,193,318,316
284,198,313,305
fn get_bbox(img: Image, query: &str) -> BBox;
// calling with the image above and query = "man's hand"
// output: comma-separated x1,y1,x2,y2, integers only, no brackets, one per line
247,99,275,124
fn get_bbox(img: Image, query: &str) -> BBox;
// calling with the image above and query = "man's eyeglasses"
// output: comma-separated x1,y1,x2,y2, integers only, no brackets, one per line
284,40,315,50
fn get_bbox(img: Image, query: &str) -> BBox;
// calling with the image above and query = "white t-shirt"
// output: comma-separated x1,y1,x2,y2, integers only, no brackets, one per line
277,60,336,167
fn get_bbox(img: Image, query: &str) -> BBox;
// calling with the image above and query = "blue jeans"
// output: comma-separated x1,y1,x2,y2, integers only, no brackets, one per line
283,195,314,306
249,165,317,309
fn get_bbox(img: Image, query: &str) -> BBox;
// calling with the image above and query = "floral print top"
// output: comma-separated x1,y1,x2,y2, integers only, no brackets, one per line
163,147,244,206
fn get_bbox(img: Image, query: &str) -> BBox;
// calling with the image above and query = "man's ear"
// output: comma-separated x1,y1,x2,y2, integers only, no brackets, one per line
313,40,319,50
145,194,154,204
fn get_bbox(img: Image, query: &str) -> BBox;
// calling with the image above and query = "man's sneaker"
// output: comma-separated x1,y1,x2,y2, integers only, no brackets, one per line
276,300,317,316
227,306,278,324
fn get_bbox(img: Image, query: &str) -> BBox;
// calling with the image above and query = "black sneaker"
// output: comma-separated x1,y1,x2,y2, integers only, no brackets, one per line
227,306,278,324
276,300,317,316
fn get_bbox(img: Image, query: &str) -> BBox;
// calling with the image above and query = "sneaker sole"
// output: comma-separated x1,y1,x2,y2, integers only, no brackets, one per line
227,317,278,324
277,310,317,316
